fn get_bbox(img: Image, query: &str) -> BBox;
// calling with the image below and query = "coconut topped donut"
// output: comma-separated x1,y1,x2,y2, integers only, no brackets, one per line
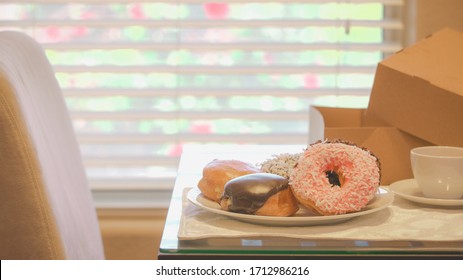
289,139,381,215
258,152,303,179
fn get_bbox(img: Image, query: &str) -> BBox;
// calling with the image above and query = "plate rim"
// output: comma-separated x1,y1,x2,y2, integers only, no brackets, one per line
187,187,393,225
389,178,463,206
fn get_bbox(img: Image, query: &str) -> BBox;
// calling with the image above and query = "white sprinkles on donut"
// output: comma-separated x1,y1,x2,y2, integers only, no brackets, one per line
258,152,303,179
289,140,381,215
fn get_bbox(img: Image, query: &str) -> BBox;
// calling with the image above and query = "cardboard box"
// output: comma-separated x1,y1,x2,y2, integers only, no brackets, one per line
366,28,463,146
309,106,432,185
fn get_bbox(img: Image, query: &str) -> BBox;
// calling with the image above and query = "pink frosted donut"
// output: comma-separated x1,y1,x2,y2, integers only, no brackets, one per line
289,140,381,215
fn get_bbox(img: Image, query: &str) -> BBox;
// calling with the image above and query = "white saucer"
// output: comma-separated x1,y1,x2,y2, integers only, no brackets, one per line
389,179,463,206
187,187,393,226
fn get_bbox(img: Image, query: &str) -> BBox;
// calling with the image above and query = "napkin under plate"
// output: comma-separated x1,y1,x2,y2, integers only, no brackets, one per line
178,188,463,241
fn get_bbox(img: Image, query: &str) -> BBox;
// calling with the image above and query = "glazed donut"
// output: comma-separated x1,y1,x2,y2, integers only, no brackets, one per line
289,140,381,216
198,159,260,202
220,173,299,216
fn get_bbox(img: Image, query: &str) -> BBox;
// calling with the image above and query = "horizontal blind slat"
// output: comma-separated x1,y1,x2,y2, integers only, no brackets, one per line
2,0,404,5
77,133,308,144
1,19,404,29
70,111,310,120
62,88,372,97
37,42,402,52
83,156,179,167
89,178,176,191
54,65,377,74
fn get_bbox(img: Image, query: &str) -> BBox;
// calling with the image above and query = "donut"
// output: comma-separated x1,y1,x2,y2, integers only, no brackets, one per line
198,159,260,202
289,140,381,216
219,173,299,216
258,152,303,179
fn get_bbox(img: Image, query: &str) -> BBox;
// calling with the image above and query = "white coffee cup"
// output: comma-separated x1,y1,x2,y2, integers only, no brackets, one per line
410,146,463,199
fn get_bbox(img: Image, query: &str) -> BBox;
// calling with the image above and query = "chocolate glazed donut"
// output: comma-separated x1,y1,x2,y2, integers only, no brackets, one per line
220,173,299,217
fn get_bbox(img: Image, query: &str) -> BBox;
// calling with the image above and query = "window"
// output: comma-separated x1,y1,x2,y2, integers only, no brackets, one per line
0,0,404,207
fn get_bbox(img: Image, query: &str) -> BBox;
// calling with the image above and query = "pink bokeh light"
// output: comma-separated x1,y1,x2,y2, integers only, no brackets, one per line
204,3,229,19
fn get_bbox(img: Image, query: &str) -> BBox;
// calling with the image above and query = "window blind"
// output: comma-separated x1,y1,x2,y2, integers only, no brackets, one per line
0,0,404,207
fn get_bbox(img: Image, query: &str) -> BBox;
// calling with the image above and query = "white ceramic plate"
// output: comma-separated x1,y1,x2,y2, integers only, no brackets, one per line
187,187,393,226
389,179,463,207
